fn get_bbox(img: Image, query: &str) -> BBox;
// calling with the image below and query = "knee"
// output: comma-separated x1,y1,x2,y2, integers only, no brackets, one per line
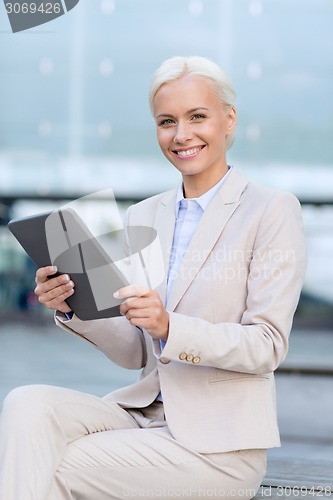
1,385,55,419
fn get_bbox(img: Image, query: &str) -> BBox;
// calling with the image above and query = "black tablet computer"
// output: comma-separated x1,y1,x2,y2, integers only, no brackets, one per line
8,208,128,320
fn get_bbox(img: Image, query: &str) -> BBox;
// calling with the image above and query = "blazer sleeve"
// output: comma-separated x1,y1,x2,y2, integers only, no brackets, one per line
160,192,307,375
55,313,147,370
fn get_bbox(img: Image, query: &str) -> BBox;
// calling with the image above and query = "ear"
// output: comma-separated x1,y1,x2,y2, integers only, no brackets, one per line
226,106,237,136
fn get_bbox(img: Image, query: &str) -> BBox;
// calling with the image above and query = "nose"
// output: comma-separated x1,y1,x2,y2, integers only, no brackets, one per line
174,121,192,144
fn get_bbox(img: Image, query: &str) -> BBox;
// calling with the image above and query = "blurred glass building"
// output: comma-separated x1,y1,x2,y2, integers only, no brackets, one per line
0,0,332,316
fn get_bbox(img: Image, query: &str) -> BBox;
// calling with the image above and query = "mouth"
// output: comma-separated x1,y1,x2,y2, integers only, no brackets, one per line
172,145,205,158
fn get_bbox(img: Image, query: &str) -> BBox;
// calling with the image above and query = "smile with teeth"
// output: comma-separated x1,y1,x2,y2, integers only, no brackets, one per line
174,146,204,157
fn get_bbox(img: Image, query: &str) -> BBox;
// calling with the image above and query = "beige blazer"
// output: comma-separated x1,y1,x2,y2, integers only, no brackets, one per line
57,167,307,453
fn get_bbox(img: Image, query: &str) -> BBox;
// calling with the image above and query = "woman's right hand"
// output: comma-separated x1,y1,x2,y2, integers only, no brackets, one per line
34,266,74,313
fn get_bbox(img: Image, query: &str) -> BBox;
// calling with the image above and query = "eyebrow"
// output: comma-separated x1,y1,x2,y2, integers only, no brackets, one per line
155,107,209,120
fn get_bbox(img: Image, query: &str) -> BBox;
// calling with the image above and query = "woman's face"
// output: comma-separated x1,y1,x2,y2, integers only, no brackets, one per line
152,74,236,193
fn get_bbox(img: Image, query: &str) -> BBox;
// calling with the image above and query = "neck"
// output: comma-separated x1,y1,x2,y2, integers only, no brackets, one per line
182,165,229,198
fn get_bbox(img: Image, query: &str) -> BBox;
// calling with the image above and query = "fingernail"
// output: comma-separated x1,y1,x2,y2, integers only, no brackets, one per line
113,291,119,298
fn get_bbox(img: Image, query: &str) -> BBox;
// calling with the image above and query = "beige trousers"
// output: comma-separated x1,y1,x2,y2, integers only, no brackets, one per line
0,385,266,500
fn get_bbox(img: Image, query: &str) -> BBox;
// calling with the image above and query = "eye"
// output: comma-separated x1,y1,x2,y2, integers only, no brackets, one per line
191,113,206,121
158,118,175,127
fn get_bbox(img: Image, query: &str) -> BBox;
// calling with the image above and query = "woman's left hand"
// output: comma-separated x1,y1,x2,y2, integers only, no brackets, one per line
114,285,169,341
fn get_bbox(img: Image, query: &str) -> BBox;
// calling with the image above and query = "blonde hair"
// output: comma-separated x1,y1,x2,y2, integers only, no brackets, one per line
149,56,237,149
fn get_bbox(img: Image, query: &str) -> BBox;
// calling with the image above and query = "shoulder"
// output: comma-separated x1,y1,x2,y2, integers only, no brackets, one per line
250,182,300,201
221,167,301,211
225,167,303,227
239,180,305,241
241,178,302,213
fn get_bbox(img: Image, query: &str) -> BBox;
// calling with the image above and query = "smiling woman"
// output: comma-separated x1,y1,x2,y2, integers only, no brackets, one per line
0,56,307,500
153,79,236,197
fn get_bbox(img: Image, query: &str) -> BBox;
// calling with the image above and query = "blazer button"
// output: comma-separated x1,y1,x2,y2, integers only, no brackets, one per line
186,354,194,362
160,357,170,364
192,356,201,364
179,352,187,361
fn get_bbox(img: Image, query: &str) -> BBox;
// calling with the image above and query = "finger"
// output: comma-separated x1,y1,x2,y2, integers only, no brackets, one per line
35,266,58,284
35,274,74,303
119,296,144,317
113,285,150,300
38,279,74,301
38,285,74,310
35,273,72,296
124,307,150,320
120,295,152,314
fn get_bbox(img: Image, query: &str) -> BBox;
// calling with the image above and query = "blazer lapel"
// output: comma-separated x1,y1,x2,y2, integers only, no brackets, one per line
167,169,248,311
152,188,178,305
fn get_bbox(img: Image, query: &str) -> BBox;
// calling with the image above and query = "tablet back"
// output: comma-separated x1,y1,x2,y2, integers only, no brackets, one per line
8,209,127,320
